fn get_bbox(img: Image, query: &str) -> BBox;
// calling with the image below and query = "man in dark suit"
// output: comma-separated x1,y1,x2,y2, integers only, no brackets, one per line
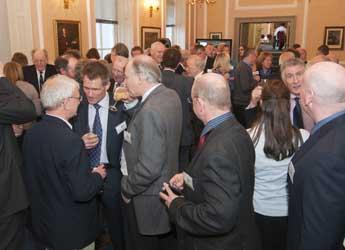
160,73,261,250
194,44,214,73
121,55,182,250
287,62,345,250
232,48,259,126
22,75,107,250
72,61,132,250
0,64,36,250
23,49,57,93
161,48,194,170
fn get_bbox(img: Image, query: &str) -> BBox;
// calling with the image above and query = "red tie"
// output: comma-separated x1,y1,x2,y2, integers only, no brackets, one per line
197,134,207,150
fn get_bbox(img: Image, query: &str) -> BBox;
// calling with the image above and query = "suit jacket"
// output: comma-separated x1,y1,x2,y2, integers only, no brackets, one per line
72,96,127,194
22,115,104,250
204,56,215,73
169,117,260,250
287,113,345,250
0,77,36,220
121,85,182,235
232,61,257,106
161,69,194,146
23,64,57,93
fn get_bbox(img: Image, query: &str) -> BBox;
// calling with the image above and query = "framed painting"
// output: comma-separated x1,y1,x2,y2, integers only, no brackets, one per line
324,26,345,50
141,26,161,49
54,20,81,56
209,32,222,40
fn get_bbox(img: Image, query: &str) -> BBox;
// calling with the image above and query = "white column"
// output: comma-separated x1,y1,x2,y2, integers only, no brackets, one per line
117,0,133,50
175,0,186,48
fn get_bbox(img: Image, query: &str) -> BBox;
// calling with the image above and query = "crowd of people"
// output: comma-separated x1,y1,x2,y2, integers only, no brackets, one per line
0,38,345,250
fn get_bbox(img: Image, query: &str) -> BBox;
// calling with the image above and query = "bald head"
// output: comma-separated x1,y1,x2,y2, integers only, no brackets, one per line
304,62,345,105
32,49,48,72
192,73,231,110
150,41,165,64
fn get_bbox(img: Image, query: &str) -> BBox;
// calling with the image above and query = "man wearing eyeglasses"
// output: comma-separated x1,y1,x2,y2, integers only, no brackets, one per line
22,74,106,250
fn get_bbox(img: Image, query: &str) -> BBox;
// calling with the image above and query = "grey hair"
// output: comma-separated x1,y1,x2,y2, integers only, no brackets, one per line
281,58,305,81
278,51,295,66
189,55,206,71
41,75,79,110
31,48,48,60
131,55,161,83
193,73,231,109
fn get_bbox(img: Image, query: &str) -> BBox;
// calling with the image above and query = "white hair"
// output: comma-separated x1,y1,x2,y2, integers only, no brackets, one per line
188,55,206,71
130,55,161,83
41,75,79,110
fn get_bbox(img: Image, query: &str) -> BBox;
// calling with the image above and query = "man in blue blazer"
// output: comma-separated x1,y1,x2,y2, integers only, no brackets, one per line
287,62,345,250
72,61,133,250
23,75,106,249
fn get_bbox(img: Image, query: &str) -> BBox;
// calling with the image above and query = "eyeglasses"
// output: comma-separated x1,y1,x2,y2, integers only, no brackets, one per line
69,95,83,102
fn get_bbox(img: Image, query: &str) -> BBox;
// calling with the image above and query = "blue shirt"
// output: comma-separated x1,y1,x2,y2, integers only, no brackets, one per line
311,110,345,135
201,112,234,137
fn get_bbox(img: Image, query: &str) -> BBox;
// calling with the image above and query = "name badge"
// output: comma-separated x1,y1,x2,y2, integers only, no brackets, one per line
288,161,295,184
124,131,131,144
183,172,194,191
115,121,127,134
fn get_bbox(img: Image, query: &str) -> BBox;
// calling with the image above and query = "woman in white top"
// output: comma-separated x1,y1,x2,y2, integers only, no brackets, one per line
248,79,309,250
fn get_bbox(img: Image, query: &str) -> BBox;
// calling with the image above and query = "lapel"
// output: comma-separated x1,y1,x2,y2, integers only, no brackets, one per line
106,97,120,153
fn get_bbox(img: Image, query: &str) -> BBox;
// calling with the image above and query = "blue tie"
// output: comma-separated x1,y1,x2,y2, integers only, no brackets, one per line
89,103,102,167
293,97,304,129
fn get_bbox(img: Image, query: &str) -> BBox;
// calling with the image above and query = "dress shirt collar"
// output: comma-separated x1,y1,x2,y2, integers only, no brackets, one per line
89,93,109,110
311,109,345,135
201,112,234,137
141,84,161,103
46,114,73,130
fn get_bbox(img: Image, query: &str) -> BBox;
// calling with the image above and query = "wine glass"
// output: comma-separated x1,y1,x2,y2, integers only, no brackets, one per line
109,85,130,112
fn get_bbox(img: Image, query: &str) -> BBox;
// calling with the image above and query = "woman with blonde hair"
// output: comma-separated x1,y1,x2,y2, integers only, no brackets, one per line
212,52,234,89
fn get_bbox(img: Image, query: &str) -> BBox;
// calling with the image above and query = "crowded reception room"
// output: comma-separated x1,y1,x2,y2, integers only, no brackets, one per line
1,0,345,249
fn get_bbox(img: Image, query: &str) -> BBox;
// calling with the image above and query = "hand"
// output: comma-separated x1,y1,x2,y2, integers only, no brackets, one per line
121,193,131,204
159,183,179,208
12,124,24,137
249,86,263,108
169,173,184,191
92,164,107,179
82,132,99,149
254,75,261,82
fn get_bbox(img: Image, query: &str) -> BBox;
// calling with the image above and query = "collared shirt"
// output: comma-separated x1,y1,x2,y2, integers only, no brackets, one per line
88,93,109,164
201,112,234,137
46,114,72,130
141,84,161,103
311,109,345,135
36,69,46,83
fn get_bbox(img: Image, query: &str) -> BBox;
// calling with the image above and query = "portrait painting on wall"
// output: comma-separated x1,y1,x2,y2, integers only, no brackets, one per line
324,26,345,50
141,26,161,49
55,20,81,56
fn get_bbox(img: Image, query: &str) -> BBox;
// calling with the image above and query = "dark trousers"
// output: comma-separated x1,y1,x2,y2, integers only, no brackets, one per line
0,210,25,250
122,201,177,250
255,212,287,250
232,103,247,127
101,191,125,250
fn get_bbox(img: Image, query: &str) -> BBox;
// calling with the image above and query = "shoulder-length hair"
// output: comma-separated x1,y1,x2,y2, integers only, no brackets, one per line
3,62,24,85
250,79,303,161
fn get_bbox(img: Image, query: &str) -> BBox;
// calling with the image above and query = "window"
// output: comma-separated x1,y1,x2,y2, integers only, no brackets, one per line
96,19,118,59
166,0,176,43
95,0,117,59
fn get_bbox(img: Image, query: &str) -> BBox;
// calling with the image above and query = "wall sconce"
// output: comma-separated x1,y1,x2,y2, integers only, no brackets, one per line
63,0,75,9
145,0,160,18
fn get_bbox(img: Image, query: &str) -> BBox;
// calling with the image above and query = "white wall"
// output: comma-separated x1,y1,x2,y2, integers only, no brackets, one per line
0,0,11,62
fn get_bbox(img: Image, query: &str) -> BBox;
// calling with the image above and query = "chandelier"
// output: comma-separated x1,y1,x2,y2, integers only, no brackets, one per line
188,0,217,5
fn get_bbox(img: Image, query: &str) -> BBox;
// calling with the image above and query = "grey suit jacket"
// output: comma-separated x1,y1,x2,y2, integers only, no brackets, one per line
121,84,182,235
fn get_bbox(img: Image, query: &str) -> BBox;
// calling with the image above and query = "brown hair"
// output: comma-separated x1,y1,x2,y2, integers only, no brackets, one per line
3,62,24,85
250,79,303,161
82,61,109,86
11,52,28,67
256,52,272,70
86,48,100,60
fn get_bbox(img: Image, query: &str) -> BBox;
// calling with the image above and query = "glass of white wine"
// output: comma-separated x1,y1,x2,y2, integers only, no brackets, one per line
109,85,130,112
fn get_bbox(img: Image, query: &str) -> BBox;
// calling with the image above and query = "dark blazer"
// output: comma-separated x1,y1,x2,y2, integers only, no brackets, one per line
204,56,215,73
287,113,345,250
0,77,36,219
121,85,182,235
175,63,186,75
22,115,104,250
161,69,194,146
72,96,126,193
169,117,261,250
23,64,57,93
232,61,257,106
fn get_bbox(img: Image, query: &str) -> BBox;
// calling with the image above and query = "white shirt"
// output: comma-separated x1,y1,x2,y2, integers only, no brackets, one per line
248,127,309,216
46,114,72,130
36,69,46,90
274,26,287,37
88,94,109,164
